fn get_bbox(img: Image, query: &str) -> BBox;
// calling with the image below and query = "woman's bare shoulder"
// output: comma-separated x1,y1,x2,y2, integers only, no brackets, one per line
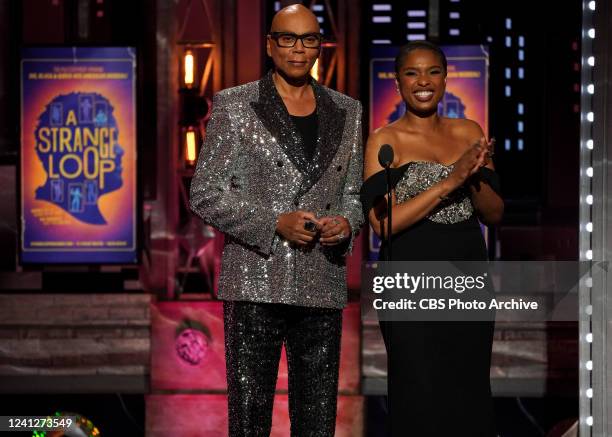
443,117,485,140
370,122,401,139
366,124,402,153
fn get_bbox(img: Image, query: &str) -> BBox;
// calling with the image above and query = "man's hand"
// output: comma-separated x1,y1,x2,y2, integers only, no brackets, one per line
318,215,351,246
276,210,320,246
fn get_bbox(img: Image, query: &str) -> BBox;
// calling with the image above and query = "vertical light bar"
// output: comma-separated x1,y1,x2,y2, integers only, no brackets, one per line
407,9,427,41
514,26,526,150
584,0,612,433
184,49,195,87
579,0,595,435
504,16,521,150
186,128,197,164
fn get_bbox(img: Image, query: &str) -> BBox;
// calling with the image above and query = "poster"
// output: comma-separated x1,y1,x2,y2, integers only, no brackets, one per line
21,47,137,263
368,45,489,259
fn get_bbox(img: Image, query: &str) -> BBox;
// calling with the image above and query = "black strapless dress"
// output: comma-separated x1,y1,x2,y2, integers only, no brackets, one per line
361,161,500,437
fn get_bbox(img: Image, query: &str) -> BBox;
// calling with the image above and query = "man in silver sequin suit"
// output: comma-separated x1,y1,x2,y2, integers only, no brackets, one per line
189,4,363,437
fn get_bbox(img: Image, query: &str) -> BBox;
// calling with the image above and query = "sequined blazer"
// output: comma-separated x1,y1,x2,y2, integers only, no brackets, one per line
189,71,364,309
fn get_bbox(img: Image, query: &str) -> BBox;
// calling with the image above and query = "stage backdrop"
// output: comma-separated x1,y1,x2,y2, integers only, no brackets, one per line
368,45,489,259
20,47,137,264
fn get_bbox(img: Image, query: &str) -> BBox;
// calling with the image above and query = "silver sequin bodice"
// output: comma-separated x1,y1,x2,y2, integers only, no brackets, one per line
395,161,474,224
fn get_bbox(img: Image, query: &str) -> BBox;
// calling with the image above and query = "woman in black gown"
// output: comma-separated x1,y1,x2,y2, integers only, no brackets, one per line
361,41,504,436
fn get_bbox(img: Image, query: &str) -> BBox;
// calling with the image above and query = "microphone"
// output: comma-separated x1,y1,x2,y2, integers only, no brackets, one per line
377,144,394,261
378,144,394,168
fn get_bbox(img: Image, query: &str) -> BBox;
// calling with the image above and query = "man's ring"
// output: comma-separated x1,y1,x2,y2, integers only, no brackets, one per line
337,232,345,240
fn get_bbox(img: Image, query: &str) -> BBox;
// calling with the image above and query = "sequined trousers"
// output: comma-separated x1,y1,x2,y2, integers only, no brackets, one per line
223,300,343,437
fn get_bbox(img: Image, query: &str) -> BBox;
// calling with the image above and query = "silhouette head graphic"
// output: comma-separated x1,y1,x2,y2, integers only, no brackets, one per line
34,92,124,225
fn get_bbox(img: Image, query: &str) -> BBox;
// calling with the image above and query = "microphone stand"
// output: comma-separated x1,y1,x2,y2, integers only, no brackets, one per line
384,164,392,261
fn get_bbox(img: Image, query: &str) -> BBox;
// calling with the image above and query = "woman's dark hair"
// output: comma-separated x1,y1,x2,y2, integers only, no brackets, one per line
394,41,447,75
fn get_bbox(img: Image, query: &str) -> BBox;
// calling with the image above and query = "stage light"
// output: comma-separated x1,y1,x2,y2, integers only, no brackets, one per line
587,111,594,121
587,83,594,94
186,128,197,164
586,222,593,232
586,139,593,149
586,360,593,370
407,9,426,17
587,56,595,66
588,1,595,11
311,58,319,81
587,167,593,177
586,194,593,205
373,16,391,23
184,50,195,87
586,333,593,343
587,416,594,426
408,22,426,29
373,4,392,11
588,28,595,38
586,249,593,260
587,388,593,398
177,43,213,169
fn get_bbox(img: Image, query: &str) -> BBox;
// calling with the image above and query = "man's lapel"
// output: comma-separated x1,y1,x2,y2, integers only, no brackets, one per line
250,70,347,198
250,71,310,175
302,78,346,197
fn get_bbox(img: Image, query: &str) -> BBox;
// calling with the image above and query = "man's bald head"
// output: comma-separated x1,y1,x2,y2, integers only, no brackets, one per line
270,4,320,34
266,3,321,82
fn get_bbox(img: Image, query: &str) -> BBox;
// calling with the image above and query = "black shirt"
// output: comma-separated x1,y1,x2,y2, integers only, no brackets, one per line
290,110,318,162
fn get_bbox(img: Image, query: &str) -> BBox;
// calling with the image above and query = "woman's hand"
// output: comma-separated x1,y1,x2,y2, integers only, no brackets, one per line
482,137,495,166
447,137,490,189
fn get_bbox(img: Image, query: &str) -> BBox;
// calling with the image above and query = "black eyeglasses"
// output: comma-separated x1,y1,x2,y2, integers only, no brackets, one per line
269,32,323,49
